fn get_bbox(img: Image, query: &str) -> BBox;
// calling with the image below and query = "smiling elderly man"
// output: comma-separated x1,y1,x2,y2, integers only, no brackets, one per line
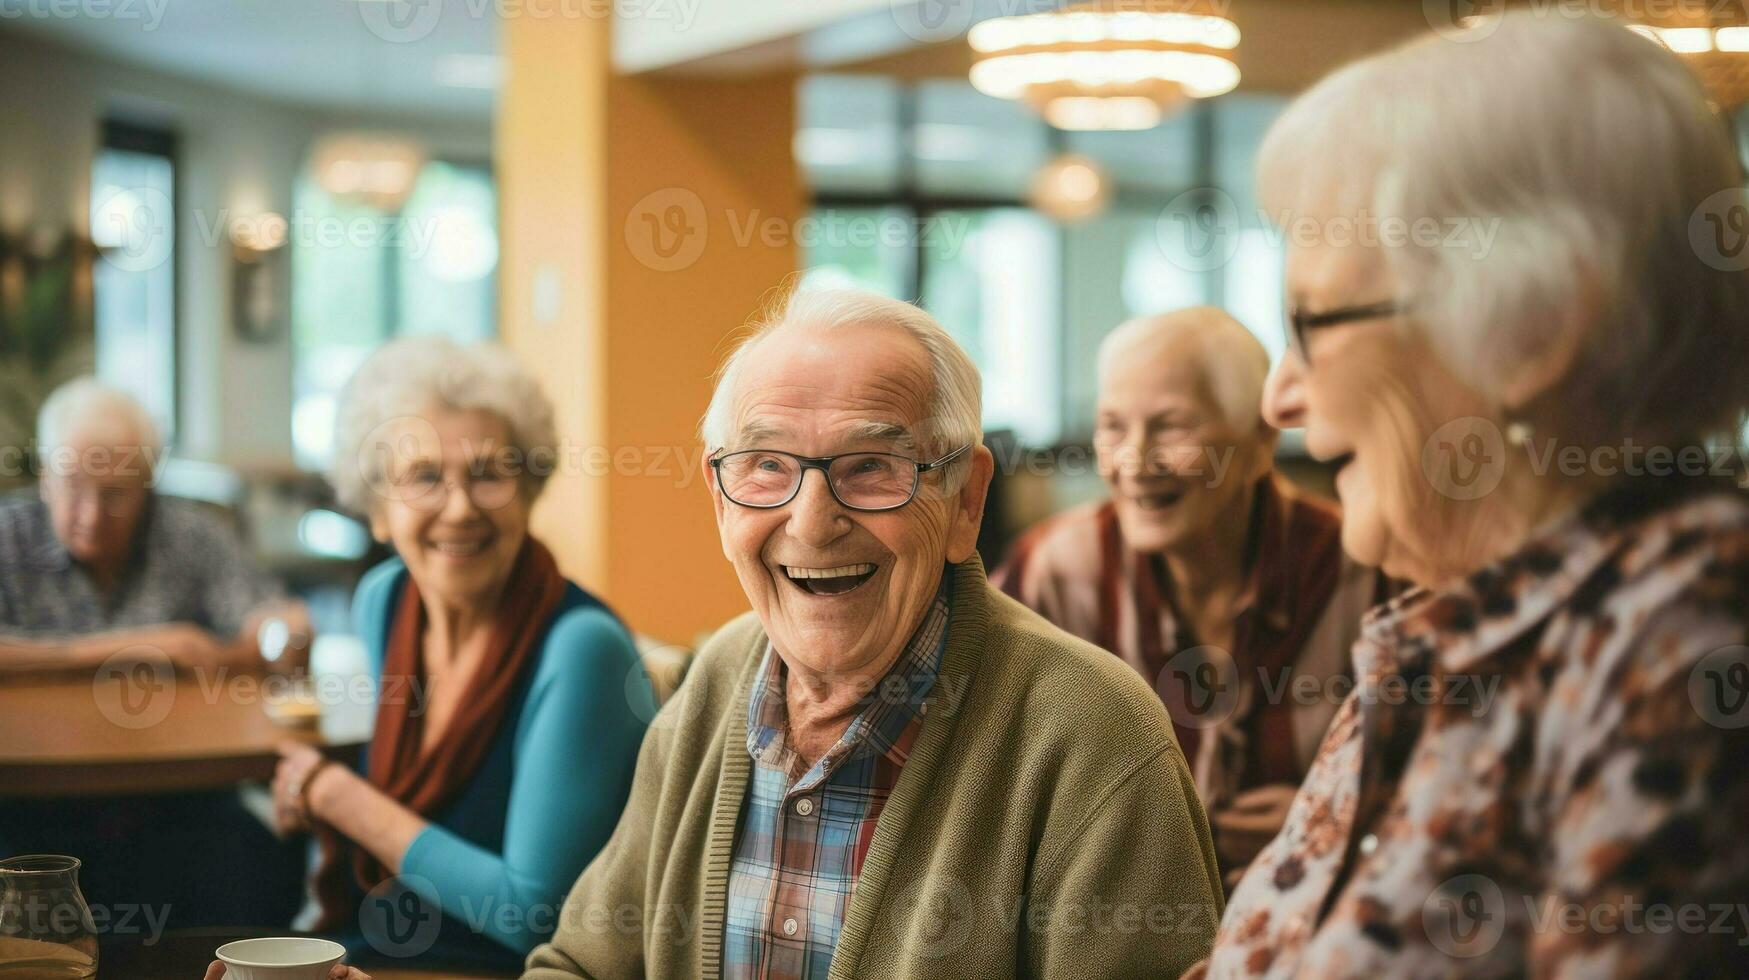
524,289,1221,980
994,309,1378,888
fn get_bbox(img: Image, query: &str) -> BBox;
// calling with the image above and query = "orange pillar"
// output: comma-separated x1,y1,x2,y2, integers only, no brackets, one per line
602,73,802,645
498,10,801,645
496,2,610,590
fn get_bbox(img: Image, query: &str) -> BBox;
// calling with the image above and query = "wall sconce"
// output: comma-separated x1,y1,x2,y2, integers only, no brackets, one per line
230,212,288,343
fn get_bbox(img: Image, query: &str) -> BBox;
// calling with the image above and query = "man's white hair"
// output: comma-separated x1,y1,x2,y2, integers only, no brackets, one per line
1096,307,1270,432
1257,11,1749,448
700,288,983,463
36,377,162,469
329,335,559,514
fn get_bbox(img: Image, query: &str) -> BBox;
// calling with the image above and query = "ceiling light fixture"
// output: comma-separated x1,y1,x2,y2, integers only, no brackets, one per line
968,1,1240,131
1629,11,1749,109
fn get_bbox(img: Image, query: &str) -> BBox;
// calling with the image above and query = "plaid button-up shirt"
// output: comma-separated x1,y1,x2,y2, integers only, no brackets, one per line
0,491,283,639
722,573,951,980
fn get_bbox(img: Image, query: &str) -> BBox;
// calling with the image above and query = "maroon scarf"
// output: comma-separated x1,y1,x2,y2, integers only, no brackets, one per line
311,537,566,928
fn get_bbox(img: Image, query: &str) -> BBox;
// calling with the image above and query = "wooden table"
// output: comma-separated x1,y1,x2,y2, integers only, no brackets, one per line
0,667,374,798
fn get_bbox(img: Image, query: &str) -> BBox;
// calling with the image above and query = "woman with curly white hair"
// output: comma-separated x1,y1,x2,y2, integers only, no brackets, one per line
252,336,655,973
1188,11,1749,979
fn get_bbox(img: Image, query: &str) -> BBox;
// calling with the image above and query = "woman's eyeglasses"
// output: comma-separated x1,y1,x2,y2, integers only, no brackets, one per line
382,464,520,512
1284,299,1409,362
709,445,970,512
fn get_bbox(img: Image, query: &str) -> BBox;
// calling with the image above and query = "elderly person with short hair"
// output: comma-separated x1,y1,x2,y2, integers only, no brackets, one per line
520,288,1221,980
995,307,1379,888
251,337,654,974
1189,14,1749,978
0,377,305,673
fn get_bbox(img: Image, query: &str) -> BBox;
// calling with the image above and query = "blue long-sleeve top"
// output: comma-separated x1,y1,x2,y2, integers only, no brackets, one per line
341,557,655,969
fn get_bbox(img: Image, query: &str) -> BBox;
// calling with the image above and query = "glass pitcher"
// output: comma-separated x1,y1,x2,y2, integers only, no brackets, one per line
0,855,98,978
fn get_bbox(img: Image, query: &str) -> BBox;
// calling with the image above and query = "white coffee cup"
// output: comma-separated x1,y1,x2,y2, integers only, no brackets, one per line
214,937,346,980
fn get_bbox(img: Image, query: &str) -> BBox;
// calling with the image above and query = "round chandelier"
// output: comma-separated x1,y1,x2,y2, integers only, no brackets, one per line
968,1,1241,131
1628,10,1749,109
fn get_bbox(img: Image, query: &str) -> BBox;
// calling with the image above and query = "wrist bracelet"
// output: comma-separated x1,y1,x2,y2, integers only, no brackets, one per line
296,759,333,823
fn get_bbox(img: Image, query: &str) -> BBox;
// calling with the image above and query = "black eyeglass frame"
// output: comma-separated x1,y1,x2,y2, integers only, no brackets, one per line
707,444,972,512
1285,299,1410,361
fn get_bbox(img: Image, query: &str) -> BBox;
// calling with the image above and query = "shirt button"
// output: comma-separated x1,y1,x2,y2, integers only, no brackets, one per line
919,702,929,715
1358,833,1379,857
782,917,799,937
794,798,814,817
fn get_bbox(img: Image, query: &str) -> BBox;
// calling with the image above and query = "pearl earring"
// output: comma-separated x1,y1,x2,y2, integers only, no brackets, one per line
1504,419,1534,447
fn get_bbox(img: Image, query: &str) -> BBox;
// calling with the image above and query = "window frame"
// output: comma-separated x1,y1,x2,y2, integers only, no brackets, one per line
95,117,181,445
288,156,499,470
800,82,1296,449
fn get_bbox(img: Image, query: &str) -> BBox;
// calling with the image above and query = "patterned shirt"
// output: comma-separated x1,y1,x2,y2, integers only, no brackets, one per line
994,475,1381,817
723,572,951,980
0,491,282,639
1200,487,1749,978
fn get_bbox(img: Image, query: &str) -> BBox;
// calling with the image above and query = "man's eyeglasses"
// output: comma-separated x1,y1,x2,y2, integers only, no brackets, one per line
1284,299,1409,362
708,445,970,512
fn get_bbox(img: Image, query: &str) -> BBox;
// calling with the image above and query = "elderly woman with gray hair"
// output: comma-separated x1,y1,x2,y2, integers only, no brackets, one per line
1190,12,1749,978
252,337,655,973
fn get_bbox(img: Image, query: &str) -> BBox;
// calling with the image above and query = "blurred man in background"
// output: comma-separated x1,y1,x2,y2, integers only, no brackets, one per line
0,376,308,674
994,307,1377,888
0,378,313,930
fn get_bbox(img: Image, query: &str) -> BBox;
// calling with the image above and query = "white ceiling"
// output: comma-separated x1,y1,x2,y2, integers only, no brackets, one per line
0,0,1086,118
1,0,499,119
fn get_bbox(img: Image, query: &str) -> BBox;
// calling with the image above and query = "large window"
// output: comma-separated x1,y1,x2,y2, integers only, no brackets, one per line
919,209,1060,447
799,205,912,297
90,121,178,444
291,161,498,468
796,76,1289,446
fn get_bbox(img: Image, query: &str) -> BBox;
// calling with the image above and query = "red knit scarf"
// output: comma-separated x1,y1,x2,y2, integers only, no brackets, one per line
312,537,566,928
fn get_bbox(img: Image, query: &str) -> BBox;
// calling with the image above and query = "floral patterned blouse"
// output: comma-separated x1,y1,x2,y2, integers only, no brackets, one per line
1198,487,1749,978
